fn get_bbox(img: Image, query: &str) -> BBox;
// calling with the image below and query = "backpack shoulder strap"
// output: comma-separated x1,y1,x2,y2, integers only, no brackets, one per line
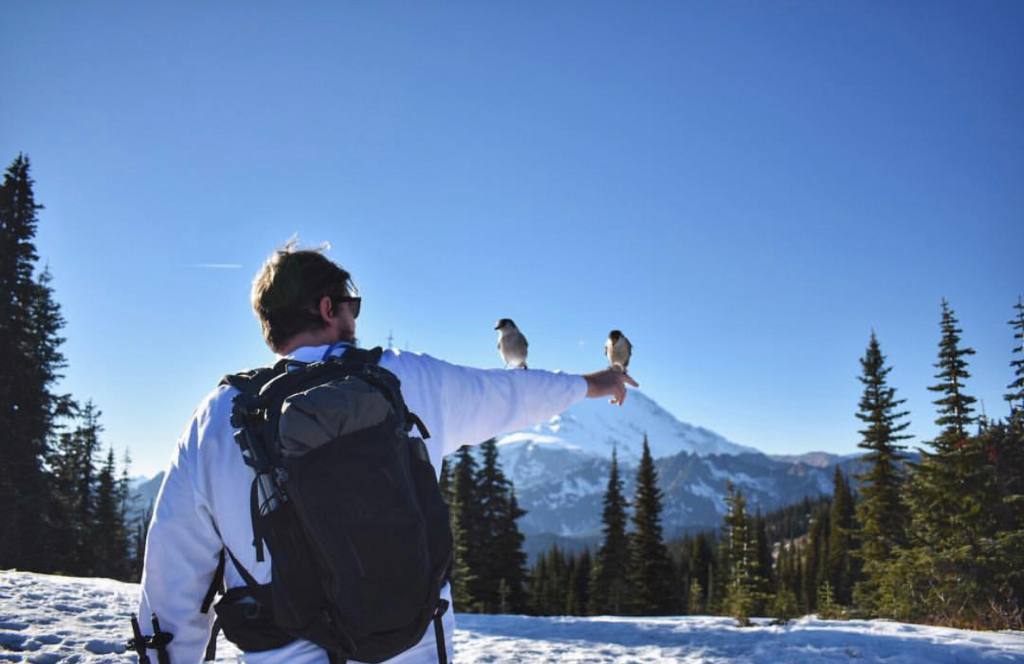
219,359,292,395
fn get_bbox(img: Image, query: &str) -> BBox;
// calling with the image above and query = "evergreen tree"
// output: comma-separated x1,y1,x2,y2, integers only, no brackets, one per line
754,510,773,616
472,439,528,612
438,457,451,499
720,482,763,625
0,155,72,569
770,542,801,622
628,436,673,615
527,550,548,615
92,447,130,579
588,448,630,615
896,300,1000,626
928,299,977,447
46,402,102,574
686,577,704,615
852,332,911,612
566,548,592,615
689,531,717,614
802,504,830,613
824,467,856,608
449,445,482,610
492,489,529,612
1007,297,1024,421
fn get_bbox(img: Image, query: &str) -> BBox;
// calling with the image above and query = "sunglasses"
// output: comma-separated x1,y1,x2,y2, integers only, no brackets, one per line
334,296,361,319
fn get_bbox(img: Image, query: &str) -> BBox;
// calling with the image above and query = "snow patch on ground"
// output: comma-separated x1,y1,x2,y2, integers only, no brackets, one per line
3,571,1023,663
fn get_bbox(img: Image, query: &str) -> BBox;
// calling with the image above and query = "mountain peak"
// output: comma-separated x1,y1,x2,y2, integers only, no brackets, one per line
498,389,759,468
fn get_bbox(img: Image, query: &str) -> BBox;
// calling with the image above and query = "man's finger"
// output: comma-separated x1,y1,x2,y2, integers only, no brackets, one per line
622,374,639,388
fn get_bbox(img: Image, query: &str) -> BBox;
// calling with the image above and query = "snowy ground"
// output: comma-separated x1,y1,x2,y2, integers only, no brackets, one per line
2,570,1023,663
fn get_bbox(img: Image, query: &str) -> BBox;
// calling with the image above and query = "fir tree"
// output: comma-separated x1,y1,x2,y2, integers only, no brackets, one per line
825,467,856,607
852,332,911,612
896,300,1000,626
92,447,130,579
928,299,977,448
588,448,630,615
628,436,673,615
688,531,717,614
472,439,528,612
567,548,592,615
0,155,73,570
46,402,102,574
492,489,529,613
754,510,773,616
1007,297,1024,421
720,482,763,625
802,504,830,613
449,445,482,610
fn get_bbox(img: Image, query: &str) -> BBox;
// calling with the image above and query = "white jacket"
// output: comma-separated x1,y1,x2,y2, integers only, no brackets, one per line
138,343,587,664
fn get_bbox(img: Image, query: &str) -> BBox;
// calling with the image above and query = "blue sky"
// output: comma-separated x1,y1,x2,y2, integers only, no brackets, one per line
2,2,1021,477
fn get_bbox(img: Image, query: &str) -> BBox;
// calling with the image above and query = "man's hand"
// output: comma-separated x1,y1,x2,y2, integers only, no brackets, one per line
583,369,639,406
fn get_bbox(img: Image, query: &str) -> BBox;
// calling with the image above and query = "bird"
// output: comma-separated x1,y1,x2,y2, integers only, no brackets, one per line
495,318,528,369
605,329,632,373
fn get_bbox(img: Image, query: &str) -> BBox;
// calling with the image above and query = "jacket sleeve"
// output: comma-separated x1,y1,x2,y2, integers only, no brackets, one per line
137,415,224,664
422,355,588,456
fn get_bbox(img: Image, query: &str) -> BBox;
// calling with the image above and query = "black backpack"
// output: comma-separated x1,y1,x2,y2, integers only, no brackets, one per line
202,347,454,664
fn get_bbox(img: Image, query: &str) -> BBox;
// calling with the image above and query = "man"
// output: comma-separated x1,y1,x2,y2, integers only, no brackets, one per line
137,244,637,664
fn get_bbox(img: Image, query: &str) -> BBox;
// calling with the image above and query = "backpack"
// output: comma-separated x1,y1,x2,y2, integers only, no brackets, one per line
202,346,454,664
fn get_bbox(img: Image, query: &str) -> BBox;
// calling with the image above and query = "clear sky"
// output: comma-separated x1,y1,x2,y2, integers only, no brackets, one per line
2,2,1021,477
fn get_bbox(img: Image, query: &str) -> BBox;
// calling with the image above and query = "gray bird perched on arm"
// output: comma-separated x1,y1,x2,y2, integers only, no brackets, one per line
496,318,528,369
605,329,632,373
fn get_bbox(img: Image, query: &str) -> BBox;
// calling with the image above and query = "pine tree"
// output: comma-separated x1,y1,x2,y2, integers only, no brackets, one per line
472,439,528,613
896,300,1000,626
720,482,762,625
770,542,801,622
754,510,773,616
1007,297,1024,421
627,436,673,615
852,332,911,612
46,402,102,574
0,155,72,569
588,448,630,615
928,299,977,448
825,467,856,609
528,550,548,615
689,531,717,614
567,548,592,615
449,445,482,610
802,504,830,613
492,489,529,613
92,447,130,579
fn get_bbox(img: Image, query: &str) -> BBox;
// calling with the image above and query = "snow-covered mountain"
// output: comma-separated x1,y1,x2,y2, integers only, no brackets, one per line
491,389,855,538
498,389,758,468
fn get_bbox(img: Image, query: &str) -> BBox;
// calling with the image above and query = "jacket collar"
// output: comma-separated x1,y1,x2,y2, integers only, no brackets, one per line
278,342,355,364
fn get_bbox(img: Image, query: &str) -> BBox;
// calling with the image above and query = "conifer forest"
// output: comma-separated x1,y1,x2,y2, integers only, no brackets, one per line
3,154,1022,631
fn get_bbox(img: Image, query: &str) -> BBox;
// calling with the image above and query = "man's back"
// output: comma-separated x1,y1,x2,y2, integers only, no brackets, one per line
139,344,587,664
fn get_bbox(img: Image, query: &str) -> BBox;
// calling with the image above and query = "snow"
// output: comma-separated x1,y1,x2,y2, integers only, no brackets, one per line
707,464,767,492
496,390,759,473
687,479,728,514
3,570,1023,664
